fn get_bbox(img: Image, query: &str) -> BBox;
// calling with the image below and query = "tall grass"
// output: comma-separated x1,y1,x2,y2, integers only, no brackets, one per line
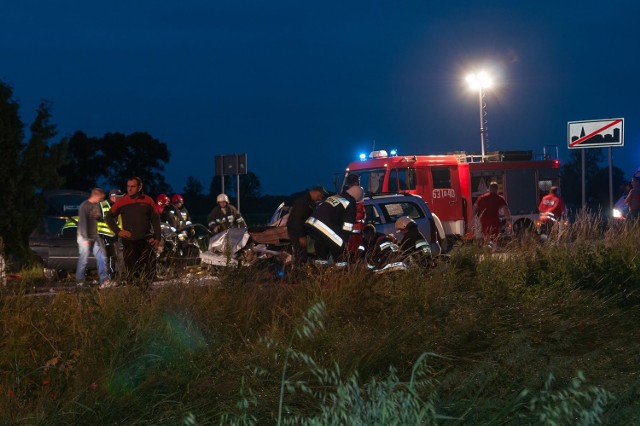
0,213,639,423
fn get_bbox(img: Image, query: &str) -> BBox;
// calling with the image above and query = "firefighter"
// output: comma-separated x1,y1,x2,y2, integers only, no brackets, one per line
166,194,192,230
305,185,362,264
538,186,566,234
287,185,328,265
344,173,366,256
538,186,566,219
207,193,245,233
173,194,192,228
473,181,512,247
155,193,170,217
358,224,399,269
395,216,431,264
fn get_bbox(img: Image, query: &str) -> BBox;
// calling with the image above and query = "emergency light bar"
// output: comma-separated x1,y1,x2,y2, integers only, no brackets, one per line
358,149,398,160
369,150,388,159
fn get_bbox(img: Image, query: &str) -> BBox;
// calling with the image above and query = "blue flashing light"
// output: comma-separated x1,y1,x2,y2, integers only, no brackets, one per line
390,149,398,156
359,153,367,161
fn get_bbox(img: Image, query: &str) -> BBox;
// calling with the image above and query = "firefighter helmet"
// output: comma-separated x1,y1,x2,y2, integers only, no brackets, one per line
395,216,415,232
346,185,364,202
156,193,170,206
217,193,229,203
171,194,184,204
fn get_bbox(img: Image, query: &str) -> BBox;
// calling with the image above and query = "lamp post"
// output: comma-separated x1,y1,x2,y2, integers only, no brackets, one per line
465,71,492,162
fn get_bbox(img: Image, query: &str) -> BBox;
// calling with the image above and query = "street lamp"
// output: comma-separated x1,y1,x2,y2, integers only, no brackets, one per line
465,71,492,162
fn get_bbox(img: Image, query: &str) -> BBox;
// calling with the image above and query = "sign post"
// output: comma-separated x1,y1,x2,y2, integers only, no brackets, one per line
567,118,624,210
214,153,248,212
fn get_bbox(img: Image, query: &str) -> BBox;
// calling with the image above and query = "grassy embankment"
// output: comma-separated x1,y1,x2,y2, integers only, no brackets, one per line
1,213,640,424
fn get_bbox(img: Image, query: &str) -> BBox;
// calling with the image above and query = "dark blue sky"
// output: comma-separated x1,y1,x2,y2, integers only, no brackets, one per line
2,1,639,195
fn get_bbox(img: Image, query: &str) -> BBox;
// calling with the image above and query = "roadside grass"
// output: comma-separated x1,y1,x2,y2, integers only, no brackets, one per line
0,214,639,424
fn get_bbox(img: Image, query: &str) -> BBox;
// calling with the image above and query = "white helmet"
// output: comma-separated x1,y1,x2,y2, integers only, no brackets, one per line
395,216,415,232
217,193,229,203
346,185,364,202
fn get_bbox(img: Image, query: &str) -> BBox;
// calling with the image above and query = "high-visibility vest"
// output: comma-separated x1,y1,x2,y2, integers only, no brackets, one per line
61,215,115,237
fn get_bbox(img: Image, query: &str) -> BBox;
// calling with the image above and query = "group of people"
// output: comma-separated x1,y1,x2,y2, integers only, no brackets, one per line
76,172,585,285
286,174,433,268
472,181,567,248
76,176,246,289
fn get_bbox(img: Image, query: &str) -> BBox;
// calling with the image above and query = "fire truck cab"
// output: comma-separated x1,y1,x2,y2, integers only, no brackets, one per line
344,149,560,242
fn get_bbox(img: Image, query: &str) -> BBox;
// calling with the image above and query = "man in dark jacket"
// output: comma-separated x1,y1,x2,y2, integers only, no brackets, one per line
105,177,161,288
287,185,328,265
305,185,362,263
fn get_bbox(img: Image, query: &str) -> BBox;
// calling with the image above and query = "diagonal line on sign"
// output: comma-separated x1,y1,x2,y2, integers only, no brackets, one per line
569,119,622,147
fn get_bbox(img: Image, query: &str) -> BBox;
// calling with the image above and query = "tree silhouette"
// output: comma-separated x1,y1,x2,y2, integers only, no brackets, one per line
103,132,171,195
183,176,204,197
58,131,105,190
59,131,172,195
0,82,67,257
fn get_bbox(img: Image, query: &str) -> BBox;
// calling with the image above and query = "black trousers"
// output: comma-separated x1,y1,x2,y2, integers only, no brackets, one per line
122,238,156,288
308,228,345,262
290,236,308,265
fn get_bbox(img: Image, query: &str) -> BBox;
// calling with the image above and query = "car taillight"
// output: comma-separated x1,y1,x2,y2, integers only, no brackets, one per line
429,218,437,243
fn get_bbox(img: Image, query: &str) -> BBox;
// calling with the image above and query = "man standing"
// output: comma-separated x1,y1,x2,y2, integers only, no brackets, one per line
287,185,328,265
625,176,640,221
106,177,161,288
305,185,361,264
76,188,111,288
473,182,512,247
104,188,125,277
343,173,366,256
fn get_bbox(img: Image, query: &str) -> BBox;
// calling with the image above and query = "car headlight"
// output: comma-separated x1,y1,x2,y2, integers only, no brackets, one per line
613,209,623,219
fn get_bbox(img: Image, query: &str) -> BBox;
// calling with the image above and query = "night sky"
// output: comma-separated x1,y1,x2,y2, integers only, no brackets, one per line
2,1,639,196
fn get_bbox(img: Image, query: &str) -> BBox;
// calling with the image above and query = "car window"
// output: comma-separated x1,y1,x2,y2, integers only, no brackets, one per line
381,202,425,222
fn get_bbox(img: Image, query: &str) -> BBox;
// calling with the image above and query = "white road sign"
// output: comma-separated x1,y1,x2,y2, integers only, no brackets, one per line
567,118,624,149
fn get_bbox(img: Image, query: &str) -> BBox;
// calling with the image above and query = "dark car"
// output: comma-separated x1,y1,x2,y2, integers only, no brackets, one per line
29,190,110,280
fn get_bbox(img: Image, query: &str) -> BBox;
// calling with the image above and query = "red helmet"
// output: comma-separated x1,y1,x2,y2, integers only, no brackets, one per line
156,194,170,206
171,194,184,204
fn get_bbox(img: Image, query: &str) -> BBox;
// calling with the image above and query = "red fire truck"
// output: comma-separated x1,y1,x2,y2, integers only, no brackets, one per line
344,149,560,246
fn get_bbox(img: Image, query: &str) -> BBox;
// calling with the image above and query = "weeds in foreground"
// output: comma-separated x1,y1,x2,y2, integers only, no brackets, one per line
1,212,639,423
214,303,612,426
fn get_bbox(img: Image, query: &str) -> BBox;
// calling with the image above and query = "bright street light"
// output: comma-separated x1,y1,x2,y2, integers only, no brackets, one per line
466,71,492,161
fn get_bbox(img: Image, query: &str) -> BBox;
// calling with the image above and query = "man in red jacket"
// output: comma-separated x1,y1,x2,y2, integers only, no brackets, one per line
473,182,512,247
106,177,161,288
538,186,566,219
